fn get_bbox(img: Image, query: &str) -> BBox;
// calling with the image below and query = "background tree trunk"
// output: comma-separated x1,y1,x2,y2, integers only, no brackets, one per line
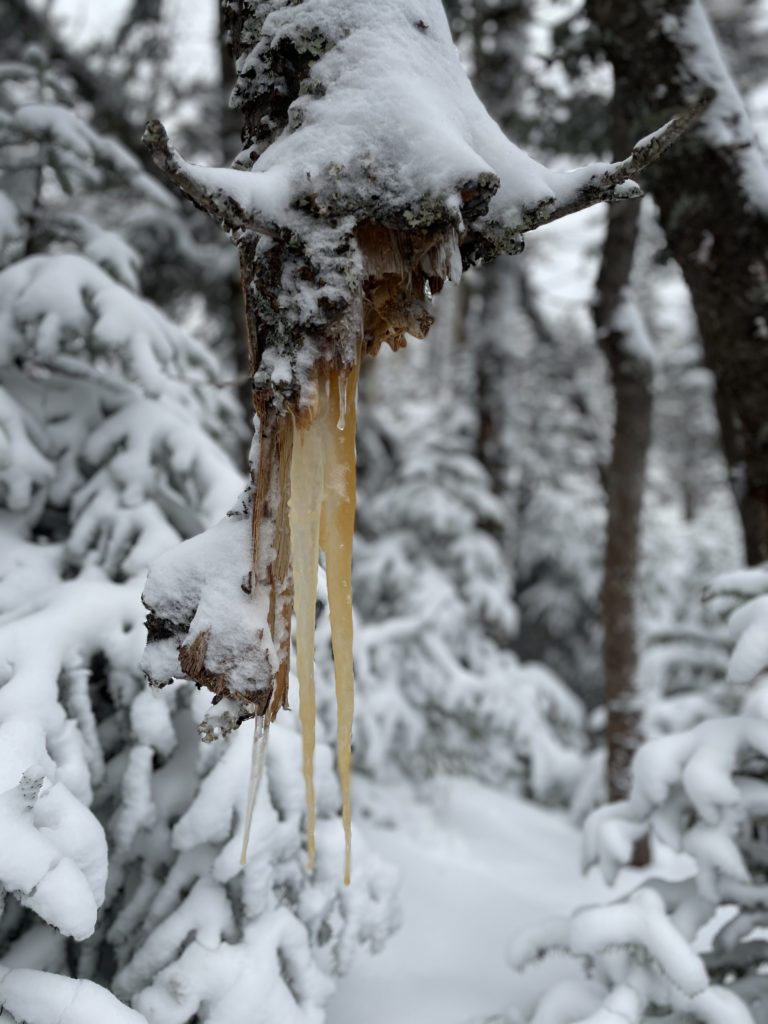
587,0,768,564
468,0,529,505
594,98,653,821
218,5,252,461
595,206,652,806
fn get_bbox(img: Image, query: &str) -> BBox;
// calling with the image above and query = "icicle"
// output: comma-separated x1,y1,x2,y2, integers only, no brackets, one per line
287,356,360,883
240,714,269,865
320,362,360,885
337,371,348,431
289,398,327,871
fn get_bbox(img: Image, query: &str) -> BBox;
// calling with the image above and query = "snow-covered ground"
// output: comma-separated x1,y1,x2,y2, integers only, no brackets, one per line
328,776,612,1024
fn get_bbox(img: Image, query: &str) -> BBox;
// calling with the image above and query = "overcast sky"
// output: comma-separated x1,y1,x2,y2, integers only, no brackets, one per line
47,0,219,84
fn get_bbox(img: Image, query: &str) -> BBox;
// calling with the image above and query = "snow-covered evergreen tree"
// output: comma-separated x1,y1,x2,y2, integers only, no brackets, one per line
511,563,768,1024
0,47,397,1024
346,316,588,803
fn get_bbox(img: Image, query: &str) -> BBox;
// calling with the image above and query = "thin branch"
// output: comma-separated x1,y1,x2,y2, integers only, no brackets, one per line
142,120,282,239
522,88,716,231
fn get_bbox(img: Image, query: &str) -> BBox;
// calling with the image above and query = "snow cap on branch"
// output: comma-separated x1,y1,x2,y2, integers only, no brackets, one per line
145,1,713,266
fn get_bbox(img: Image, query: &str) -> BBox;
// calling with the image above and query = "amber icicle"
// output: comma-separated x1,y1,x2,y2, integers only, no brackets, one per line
287,361,360,884
320,364,360,885
289,390,328,872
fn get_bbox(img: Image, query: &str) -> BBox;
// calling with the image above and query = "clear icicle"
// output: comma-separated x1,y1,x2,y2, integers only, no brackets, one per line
320,363,360,885
289,403,327,871
240,715,269,865
337,372,348,431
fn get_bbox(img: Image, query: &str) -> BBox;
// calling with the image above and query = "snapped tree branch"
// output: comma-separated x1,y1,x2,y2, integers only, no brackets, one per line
144,87,716,260
142,120,283,240
520,88,717,232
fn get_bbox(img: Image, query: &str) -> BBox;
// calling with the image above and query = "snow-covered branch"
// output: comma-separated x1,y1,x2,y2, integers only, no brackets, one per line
521,87,716,231
143,78,713,265
142,120,284,240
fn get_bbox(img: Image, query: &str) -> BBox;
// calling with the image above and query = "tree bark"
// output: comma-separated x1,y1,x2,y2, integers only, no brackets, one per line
587,0,768,564
594,104,653,873
469,2,529,519
218,3,253,462
594,191,652,804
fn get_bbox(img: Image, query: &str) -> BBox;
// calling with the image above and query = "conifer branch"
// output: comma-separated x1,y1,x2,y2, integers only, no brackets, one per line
8,0,153,170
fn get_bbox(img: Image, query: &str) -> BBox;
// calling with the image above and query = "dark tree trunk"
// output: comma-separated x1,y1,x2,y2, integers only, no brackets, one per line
594,191,652,804
468,2,529,514
587,0,768,564
218,4,252,462
474,257,517,500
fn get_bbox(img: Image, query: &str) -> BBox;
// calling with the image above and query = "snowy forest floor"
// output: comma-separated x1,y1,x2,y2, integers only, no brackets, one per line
328,777,642,1024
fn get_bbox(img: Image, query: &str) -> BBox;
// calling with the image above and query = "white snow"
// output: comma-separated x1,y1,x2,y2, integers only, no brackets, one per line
0,968,148,1024
239,0,555,224
161,0,650,251
727,594,768,684
609,290,655,366
141,497,278,697
0,776,107,940
672,0,768,213
327,776,612,1024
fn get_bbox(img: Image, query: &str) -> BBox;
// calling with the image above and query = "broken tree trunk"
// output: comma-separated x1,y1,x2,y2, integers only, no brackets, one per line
139,0,711,880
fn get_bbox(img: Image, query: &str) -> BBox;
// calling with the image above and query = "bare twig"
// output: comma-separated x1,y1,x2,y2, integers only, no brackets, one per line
522,88,716,231
142,120,282,239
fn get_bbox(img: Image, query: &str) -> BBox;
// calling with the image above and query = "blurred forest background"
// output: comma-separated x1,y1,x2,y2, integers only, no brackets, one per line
2,1,768,1022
